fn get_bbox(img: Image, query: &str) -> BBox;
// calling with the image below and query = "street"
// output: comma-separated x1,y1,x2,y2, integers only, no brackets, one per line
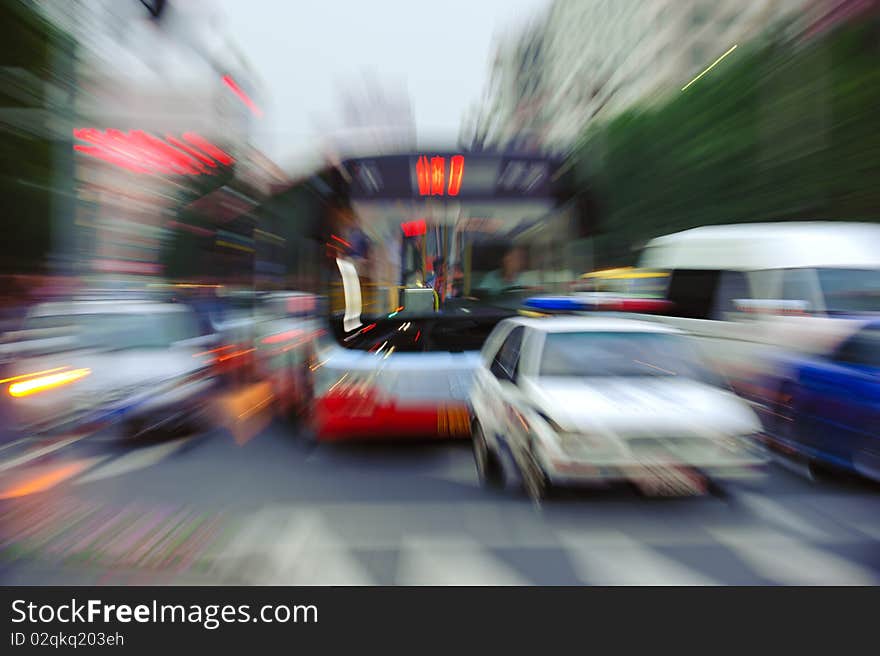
2,415,879,585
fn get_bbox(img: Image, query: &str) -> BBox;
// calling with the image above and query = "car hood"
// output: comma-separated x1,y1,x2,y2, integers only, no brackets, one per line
522,376,760,437
11,348,206,397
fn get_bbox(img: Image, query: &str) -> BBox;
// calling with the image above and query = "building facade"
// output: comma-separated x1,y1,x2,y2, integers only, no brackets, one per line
469,0,807,154
35,0,276,285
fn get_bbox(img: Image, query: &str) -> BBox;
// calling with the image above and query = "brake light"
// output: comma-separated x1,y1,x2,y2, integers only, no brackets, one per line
614,298,672,314
261,329,303,345
8,368,91,398
217,347,255,362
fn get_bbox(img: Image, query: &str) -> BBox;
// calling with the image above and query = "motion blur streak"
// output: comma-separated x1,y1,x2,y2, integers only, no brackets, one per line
8,369,90,397
0,460,98,500
0,367,68,385
221,75,264,117
681,44,738,91
1,0,879,587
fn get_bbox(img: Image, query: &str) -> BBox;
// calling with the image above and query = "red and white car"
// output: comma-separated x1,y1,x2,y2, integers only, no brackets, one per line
308,315,491,441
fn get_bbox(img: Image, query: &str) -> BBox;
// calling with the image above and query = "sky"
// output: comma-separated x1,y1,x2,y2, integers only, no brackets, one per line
214,0,549,164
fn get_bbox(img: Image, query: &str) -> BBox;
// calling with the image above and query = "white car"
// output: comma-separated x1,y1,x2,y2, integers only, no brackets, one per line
4,299,217,438
469,316,767,501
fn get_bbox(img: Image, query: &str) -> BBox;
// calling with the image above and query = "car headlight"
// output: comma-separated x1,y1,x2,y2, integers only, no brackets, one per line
559,432,611,452
534,412,610,452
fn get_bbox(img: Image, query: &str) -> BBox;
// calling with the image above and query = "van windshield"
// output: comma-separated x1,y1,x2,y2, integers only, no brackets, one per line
818,269,880,314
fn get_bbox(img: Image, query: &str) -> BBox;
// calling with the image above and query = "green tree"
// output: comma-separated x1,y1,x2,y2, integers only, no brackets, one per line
571,16,880,268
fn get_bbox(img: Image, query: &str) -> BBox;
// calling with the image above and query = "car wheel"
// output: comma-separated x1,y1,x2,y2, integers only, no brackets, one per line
523,458,549,505
773,383,798,440
472,421,503,488
282,356,311,422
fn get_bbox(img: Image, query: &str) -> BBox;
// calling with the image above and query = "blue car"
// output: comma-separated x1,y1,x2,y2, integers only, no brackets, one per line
764,322,880,482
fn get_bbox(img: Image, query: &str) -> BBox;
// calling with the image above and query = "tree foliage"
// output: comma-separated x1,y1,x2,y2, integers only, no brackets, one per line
571,18,880,267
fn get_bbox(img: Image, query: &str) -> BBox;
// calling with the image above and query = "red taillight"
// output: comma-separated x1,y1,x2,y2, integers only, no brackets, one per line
261,329,303,345
614,299,673,314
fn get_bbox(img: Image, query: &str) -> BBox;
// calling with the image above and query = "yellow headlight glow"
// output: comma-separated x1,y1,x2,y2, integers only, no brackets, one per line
8,368,91,398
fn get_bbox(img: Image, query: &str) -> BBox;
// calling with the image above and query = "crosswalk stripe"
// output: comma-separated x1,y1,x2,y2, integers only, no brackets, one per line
559,530,721,585
210,508,374,585
396,536,531,585
0,434,90,473
736,492,831,541
0,456,109,500
75,438,191,485
429,455,479,486
848,522,880,541
709,527,879,585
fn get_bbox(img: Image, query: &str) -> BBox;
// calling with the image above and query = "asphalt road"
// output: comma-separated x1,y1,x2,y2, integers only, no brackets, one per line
1,416,879,585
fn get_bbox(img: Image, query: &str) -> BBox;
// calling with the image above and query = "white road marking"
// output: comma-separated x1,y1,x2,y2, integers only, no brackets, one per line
75,438,191,484
559,530,721,585
710,527,878,585
0,435,89,473
848,522,880,541
736,492,830,541
211,507,374,585
0,437,32,454
396,536,531,585
431,454,479,487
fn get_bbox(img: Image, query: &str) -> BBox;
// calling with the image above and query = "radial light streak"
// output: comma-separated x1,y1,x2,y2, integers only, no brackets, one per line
681,44,738,92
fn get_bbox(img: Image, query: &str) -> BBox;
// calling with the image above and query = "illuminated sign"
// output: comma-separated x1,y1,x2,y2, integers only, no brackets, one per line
73,129,234,176
415,155,465,197
344,153,559,200
401,219,427,237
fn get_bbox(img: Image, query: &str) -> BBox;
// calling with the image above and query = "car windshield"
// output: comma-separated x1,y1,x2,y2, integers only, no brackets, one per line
539,331,715,381
818,268,880,314
28,311,201,350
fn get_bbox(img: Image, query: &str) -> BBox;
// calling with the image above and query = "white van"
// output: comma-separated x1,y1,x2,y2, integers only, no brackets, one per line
632,222,880,386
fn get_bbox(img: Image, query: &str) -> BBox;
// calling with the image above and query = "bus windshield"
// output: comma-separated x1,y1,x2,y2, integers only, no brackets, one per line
327,178,583,351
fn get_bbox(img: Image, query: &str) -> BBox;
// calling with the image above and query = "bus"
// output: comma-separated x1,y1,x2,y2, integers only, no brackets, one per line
264,150,587,441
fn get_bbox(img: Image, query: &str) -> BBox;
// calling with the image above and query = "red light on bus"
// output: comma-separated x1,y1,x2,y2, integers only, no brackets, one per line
401,219,427,237
222,75,263,118
430,157,445,195
415,155,465,196
447,155,464,196
416,156,431,195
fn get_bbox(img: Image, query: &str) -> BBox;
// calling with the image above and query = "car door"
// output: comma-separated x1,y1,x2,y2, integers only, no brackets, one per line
796,327,880,468
489,326,527,457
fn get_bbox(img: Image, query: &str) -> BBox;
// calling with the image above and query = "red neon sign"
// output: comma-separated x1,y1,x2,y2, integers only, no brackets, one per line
448,155,464,196
430,157,445,195
401,219,427,237
415,155,465,196
73,128,234,175
416,156,431,195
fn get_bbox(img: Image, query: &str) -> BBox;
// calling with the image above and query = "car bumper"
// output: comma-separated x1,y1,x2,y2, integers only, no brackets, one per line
9,378,217,437
539,445,769,486
312,398,470,441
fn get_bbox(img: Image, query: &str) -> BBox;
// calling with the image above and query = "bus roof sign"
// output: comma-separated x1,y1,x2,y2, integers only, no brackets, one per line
343,152,563,201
